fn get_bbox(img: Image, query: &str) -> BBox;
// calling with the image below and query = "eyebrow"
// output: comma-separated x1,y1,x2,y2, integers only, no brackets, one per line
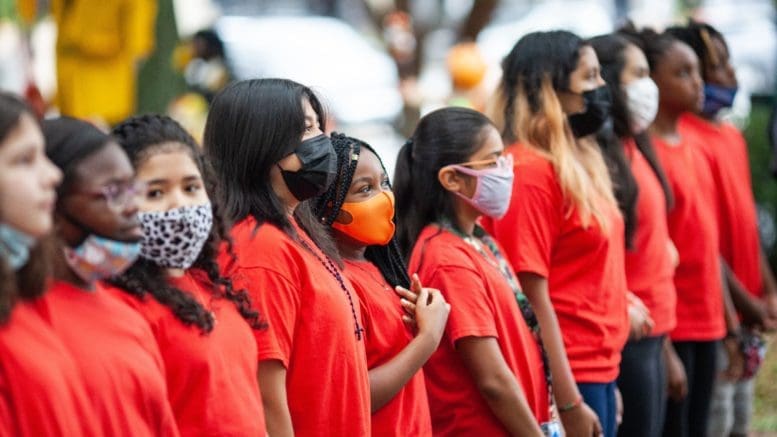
351,176,372,186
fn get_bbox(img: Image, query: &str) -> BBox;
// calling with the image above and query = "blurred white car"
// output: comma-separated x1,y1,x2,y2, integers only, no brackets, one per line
215,15,403,125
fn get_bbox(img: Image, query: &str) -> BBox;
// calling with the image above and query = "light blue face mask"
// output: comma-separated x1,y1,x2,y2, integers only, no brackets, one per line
0,224,37,271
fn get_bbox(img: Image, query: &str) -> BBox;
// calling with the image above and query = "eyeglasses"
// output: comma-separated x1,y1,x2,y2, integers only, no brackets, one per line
69,180,147,211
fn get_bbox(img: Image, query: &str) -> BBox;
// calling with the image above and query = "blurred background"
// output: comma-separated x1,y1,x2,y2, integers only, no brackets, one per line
0,0,776,430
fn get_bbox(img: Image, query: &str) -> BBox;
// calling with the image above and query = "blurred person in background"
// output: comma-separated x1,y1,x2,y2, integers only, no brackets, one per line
484,30,629,437
51,0,156,125
41,117,179,436
590,31,680,437
627,27,732,437
0,92,102,436
669,20,777,437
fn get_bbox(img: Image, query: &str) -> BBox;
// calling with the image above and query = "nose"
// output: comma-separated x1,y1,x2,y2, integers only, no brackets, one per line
44,157,63,188
167,189,187,211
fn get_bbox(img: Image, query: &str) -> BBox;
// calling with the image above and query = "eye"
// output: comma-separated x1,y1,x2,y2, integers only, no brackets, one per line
357,183,372,194
146,188,163,199
11,150,36,166
185,182,203,193
380,177,390,189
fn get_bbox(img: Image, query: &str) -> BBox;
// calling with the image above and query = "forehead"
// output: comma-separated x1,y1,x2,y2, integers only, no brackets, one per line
624,43,648,67
136,149,201,179
666,41,699,65
576,45,599,69
353,148,384,176
71,142,132,185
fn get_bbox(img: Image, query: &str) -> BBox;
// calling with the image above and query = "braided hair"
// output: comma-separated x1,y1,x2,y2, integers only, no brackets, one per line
313,133,410,289
109,114,263,333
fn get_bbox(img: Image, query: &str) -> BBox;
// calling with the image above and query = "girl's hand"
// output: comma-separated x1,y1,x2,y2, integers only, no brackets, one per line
627,292,654,341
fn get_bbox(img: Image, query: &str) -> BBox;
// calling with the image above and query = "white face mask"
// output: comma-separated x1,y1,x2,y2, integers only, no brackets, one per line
623,77,659,134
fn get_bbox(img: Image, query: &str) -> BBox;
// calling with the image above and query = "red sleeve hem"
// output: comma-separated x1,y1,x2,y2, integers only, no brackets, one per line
449,327,499,345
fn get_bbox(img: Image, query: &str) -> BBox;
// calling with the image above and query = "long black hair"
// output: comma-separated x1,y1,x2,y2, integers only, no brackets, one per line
393,107,494,258
109,114,262,332
0,93,50,323
313,133,410,289
203,78,339,261
588,33,674,246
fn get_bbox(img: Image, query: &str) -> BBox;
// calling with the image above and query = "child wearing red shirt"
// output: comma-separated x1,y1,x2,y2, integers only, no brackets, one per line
394,107,555,436
107,115,266,436
0,93,100,436
312,133,449,436
484,31,628,437
41,116,179,436
205,79,371,436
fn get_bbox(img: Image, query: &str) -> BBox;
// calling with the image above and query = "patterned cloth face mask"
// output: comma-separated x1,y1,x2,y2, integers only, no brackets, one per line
138,203,213,269
64,235,141,282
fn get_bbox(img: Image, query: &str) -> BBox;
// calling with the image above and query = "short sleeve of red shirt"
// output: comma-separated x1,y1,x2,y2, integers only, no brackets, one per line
409,226,550,435
483,144,629,383
344,260,433,437
219,217,371,437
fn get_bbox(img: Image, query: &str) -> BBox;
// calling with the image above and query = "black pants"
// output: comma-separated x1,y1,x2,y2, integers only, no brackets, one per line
617,335,667,437
663,340,719,437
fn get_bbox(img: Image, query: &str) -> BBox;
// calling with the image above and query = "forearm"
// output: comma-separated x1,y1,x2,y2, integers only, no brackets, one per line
477,375,544,436
369,332,438,412
519,274,579,405
721,260,741,333
258,361,294,437
760,251,777,297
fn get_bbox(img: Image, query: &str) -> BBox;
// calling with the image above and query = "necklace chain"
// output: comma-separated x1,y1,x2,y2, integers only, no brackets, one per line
299,239,364,341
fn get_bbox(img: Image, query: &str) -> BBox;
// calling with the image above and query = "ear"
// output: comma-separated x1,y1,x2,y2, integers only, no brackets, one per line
437,166,463,194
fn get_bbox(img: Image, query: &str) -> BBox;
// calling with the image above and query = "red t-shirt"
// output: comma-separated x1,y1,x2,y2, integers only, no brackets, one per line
106,270,265,437
679,113,763,297
407,225,550,436
343,259,433,437
36,280,179,436
482,144,629,383
220,216,371,436
623,139,677,335
0,300,101,436
652,133,726,341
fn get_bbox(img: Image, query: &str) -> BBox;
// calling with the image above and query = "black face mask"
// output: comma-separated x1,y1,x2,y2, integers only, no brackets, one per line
567,85,612,138
278,134,337,201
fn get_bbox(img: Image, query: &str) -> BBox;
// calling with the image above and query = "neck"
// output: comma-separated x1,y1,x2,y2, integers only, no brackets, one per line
166,268,186,278
51,241,93,291
648,107,682,143
335,230,367,261
450,197,479,236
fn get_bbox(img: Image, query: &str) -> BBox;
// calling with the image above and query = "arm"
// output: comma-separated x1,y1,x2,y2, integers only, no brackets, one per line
518,272,602,437
663,337,687,401
760,251,777,330
723,260,768,329
457,336,544,437
370,285,450,411
258,360,294,437
720,259,745,381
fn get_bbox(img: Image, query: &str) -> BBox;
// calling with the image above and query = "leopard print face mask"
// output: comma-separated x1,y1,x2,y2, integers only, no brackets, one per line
138,203,213,269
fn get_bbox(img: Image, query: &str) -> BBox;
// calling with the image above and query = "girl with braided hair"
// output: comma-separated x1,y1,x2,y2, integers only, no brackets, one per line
0,92,102,436
205,78,370,437
105,114,266,436
482,30,629,437
312,132,449,436
669,21,777,437
395,107,556,436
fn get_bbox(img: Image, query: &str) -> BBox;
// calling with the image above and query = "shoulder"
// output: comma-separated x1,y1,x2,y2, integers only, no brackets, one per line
412,226,479,272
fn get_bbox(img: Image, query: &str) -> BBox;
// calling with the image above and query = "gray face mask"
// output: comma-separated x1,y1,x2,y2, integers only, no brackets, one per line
450,154,515,219
138,204,213,269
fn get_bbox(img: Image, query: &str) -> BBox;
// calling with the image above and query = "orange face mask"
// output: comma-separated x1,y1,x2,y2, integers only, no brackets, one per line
332,190,396,246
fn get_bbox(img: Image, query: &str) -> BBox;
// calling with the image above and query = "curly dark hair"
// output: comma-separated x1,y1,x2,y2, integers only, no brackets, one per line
109,114,263,332
313,133,410,289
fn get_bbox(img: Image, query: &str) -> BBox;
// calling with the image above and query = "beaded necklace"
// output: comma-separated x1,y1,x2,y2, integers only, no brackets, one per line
298,238,364,341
